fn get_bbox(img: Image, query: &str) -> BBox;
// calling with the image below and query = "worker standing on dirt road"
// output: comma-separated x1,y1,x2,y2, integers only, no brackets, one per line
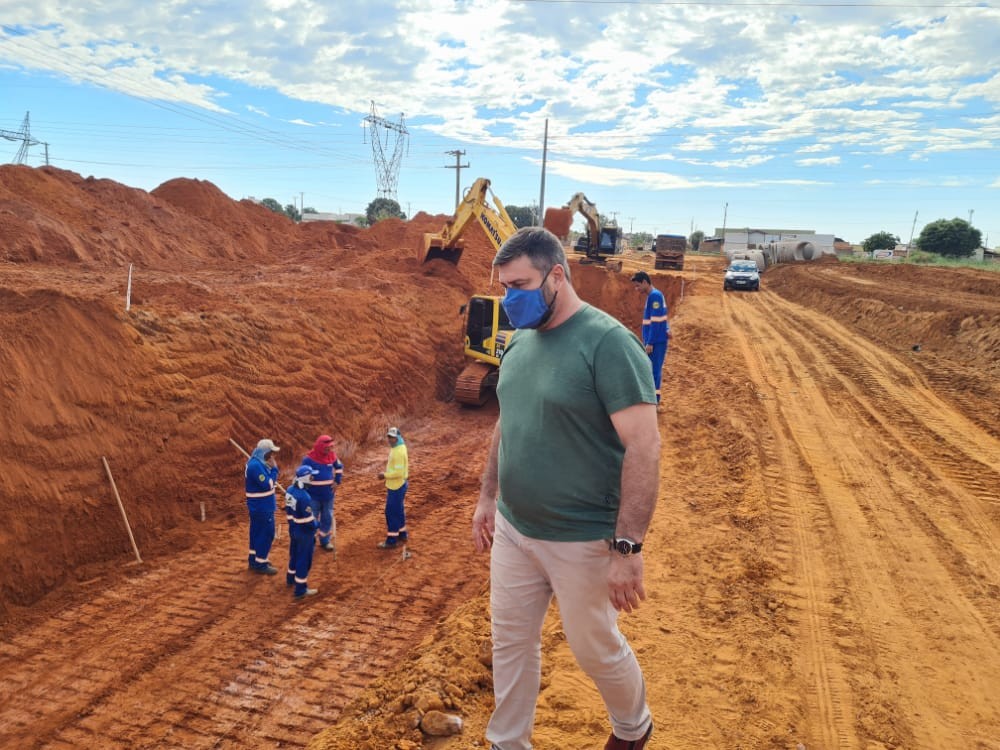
377,426,409,549
284,465,320,600
472,227,659,750
245,438,280,575
301,435,344,554
631,271,670,413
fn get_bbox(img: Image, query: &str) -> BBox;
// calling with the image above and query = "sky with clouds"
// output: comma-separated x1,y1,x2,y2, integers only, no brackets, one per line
1,0,998,246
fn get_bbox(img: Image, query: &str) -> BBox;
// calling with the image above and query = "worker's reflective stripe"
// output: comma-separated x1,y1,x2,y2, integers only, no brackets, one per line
254,556,270,564
291,515,315,524
246,490,274,498
649,315,668,323
311,479,334,486
334,468,343,475
387,531,400,538
642,317,651,325
294,576,309,584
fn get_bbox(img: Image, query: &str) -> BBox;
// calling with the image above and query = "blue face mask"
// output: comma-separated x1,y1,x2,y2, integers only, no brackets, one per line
502,267,557,329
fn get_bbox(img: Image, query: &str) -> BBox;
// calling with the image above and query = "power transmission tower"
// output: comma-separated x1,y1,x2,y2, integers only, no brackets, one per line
363,101,409,200
443,149,469,209
1,111,50,165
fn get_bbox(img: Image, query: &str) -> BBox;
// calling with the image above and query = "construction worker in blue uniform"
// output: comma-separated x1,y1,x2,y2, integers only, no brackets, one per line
377,426,409,548
245,438,280,574
285,465,320,600
631,271,670,412
301,434,344,554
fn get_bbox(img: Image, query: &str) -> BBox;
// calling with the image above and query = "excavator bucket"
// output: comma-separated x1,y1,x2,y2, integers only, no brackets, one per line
420,233,464,265
542,207,573,240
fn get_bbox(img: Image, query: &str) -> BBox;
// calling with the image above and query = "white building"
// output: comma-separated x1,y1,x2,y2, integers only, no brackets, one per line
714,227,836,256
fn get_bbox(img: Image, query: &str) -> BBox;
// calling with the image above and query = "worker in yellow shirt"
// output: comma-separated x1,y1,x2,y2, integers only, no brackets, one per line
377,426,409,548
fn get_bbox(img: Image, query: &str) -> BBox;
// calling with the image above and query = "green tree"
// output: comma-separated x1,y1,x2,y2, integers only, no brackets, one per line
303,206,318,214
261,198,284,215
284,204,301,222
916,218,981,258
365,197,406,225
505,204,536,228
689,230,705,251
862,231,900,254
631,231,653,249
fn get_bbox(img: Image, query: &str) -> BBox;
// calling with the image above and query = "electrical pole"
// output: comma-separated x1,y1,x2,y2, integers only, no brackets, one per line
538,118,549,226
908,210,918,251
628,216,635,234
444,150,469,209
968,209,974,224
721,202,728,244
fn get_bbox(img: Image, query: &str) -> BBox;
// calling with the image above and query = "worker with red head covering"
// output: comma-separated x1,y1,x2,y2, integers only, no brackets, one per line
301,434,344,554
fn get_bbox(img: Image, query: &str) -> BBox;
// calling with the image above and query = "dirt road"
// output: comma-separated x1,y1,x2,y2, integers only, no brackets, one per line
2,253,998,749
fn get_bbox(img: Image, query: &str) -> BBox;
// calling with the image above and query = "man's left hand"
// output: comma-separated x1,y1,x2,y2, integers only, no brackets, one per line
377,472,385,480
607,553,646,613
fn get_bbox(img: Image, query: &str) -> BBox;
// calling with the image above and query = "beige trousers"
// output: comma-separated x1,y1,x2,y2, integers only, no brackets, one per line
486,513,652,750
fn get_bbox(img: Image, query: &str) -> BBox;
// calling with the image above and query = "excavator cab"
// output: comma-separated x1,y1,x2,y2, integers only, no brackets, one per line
455,294,515,406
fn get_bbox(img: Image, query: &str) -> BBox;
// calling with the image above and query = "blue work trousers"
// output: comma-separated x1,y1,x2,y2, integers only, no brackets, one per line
286,525,316,595
247,509,275,568
648,341,668,403
384,482,408,545
310,496,335,546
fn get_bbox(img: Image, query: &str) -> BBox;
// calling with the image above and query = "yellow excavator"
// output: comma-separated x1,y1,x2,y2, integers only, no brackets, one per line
420,178,546,405
420,180,619,405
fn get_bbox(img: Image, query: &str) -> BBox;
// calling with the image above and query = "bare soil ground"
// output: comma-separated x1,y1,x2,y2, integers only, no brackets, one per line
1,165,998,749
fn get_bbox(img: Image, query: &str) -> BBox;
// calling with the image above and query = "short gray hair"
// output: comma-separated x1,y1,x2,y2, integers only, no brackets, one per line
493,226,571,281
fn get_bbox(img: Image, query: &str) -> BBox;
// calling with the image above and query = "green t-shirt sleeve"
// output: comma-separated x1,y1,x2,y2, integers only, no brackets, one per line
593,326,658,414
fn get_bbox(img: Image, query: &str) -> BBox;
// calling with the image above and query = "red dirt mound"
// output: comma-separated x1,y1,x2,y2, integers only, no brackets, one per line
0,165,651,623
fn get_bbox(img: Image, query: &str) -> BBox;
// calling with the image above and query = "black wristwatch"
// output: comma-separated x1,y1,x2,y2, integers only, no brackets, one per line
611,537,643,556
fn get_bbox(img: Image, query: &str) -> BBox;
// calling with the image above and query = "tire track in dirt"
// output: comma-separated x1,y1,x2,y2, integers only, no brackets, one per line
757,293,1000,609
722,291,856,750
724,289,1000,748
0,409,494,749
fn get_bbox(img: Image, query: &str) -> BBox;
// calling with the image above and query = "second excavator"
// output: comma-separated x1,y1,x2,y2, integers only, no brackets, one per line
543,192,623,271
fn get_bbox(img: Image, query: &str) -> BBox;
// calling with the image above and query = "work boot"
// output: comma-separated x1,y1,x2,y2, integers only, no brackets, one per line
604,723,653,750
323,541,336,552
377,540,397,549
254,564,278,576
294,588,318,600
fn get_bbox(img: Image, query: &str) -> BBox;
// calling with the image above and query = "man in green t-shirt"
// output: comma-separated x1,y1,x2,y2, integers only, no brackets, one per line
472,227,660,750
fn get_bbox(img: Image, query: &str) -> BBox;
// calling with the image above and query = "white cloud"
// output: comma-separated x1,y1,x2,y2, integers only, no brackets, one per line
796,156,841,166
1,0,998,242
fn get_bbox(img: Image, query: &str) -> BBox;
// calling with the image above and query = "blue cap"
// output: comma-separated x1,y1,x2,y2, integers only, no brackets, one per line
295,465,320,478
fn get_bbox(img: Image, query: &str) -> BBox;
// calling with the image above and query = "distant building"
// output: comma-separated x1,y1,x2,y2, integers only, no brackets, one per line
713,227,836,257
301,211,364,224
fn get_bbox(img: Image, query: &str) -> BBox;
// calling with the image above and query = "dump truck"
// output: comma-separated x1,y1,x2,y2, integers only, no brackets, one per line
653,234,686,270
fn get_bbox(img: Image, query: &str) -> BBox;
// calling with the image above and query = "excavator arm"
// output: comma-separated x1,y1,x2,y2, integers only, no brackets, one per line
420,178,519,264
563,192,603,251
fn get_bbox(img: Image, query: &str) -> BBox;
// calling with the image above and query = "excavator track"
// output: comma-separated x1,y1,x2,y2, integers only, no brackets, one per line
455,361,498,406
